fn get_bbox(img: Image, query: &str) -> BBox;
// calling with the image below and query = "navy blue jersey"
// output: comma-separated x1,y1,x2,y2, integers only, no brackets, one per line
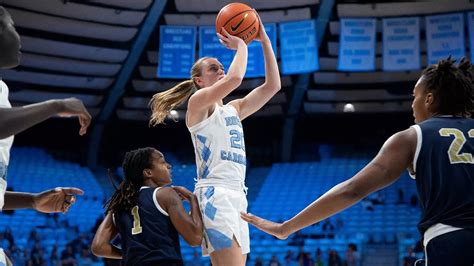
114,187,183,266
413,117,474,234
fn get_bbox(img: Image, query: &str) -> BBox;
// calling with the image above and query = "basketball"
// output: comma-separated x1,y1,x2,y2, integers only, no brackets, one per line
216,3,260,44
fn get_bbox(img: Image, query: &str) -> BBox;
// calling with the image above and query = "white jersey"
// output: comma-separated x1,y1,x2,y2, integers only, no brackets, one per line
188,104,246,190
0,80,13,209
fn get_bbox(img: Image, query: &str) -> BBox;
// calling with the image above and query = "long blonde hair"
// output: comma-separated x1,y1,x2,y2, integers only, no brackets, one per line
149,57,211,126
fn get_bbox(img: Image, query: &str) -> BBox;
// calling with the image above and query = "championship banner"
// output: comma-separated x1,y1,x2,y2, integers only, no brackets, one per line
158,26,196,79
338,18,376,71
426,13,465,64
279,20,319,74
382,17,420,71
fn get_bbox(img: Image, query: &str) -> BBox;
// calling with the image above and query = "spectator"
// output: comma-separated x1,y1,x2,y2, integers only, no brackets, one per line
77,247,93,266
13,248,29,266
315,248,324,266
345,243,360,266
31,248,46,266
50,245,60,266
269,254,281,266
396,188,405,204
283,250,298,266
3,227,14,248
255,256,264,266
0,233,9,250
403,247,417,266
328,250,342,266
61,245,77,266
322,219,335,231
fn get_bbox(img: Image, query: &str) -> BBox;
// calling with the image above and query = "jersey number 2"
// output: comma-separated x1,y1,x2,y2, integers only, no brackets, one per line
230,130,245,151
439,128,474,164
131,206,143,235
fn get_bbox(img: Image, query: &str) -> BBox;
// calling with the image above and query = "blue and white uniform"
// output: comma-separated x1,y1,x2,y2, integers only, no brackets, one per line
0,80,12,209
0,79,13,264
188,104,249,256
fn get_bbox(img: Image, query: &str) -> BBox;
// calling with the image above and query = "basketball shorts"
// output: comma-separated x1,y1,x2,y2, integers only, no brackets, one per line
0,248,8,266
195,186,249,256
0,178,6,210
425,229,474,266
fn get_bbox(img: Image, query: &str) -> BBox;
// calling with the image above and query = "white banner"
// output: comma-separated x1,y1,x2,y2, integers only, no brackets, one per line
279,20,319,74
338,18,376,71
382,17,420,71
426,13,465,64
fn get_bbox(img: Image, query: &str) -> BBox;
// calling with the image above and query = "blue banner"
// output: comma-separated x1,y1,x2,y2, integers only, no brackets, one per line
246,23,277,78
426,13,465,64
382,17,420,71
468,12,474,62
279,20,319,75
199,26,234,72
338,18,376,71
158,26,196,79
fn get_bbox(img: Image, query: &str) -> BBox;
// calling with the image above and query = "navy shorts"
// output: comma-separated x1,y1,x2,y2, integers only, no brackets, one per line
425,229,474,266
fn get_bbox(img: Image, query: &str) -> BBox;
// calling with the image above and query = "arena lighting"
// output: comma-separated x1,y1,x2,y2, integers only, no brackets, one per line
169,110,179,120
343,103,355,112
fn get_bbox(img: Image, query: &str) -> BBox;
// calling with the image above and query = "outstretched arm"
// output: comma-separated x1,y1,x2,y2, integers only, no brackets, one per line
242,128,416,239
160,187,203,246
91,213,122,259
0,97,91,139
3,187,84,213
187,29,248,116
229,14,281,120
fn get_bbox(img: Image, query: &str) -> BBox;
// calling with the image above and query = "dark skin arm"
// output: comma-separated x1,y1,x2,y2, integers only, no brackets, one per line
0,97,91,139
91,212,122,259
3,187,84,213
241,128,416,239
159,186,203,246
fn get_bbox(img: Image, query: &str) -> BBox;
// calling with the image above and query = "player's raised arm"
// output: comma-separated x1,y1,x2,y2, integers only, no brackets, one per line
242,128,416,239
229,12,281,120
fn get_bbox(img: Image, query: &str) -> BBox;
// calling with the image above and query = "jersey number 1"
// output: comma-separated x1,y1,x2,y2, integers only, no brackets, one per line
131,206,143,235
439,128,474,164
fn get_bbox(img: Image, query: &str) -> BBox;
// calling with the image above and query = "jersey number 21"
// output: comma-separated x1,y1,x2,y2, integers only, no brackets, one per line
439,128,474,164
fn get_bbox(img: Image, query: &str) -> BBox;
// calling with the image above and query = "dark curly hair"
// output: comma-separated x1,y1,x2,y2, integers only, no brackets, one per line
421,56,473,117
105,147,155,214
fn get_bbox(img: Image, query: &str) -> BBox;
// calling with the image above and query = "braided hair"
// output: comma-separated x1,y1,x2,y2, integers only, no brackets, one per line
105,147,155,214
421,56,473,117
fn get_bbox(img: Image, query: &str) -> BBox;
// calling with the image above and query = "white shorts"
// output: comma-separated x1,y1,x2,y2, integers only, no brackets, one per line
0,178,6,211
0,248,7,266
195,186,249,256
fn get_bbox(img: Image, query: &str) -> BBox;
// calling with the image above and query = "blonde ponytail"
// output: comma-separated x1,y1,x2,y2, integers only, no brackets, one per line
149,79,197,126
149,57,213,126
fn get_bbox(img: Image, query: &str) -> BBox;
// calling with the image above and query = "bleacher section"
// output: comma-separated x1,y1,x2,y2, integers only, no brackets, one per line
0,146,425,265
3,148,104,263
246,153,421,265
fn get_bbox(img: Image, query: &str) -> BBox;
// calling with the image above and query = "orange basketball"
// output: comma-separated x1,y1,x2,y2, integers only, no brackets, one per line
216,3,260,44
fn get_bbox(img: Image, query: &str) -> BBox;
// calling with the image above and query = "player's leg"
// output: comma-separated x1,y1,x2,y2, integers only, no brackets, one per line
209,237,245,266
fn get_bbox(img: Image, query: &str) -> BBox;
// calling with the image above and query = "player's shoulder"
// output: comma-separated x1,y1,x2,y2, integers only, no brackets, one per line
155,186,180,201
